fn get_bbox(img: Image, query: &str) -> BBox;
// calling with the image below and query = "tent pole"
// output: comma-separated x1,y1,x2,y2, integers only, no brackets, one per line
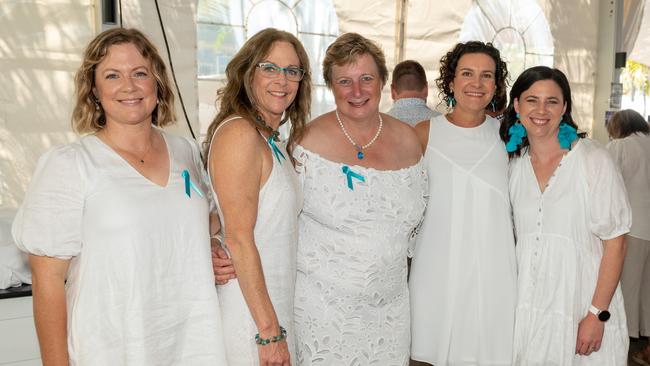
395,0,408,63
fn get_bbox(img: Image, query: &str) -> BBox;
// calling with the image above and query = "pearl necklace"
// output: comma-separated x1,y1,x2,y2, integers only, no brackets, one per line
335,109,383,160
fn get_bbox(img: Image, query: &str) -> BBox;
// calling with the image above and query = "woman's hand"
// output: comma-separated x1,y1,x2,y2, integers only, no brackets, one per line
211,240,236,285
258,339,291,366
575,313,604,356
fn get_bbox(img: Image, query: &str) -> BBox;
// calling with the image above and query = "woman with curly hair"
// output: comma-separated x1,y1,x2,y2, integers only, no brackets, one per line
409,41,517,366
204,27,311,366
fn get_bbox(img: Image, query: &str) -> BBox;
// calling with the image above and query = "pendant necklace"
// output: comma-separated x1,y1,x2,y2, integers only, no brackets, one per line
102,131,154,164
336,109,382,160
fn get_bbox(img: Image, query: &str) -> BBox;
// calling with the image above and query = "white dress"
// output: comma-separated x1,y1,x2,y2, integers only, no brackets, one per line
509,138,631,366
409,115,517,366
293,145,428,366
209,117,302,365
12,131,227,365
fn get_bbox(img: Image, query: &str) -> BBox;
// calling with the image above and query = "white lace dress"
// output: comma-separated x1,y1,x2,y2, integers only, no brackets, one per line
293,145,428,366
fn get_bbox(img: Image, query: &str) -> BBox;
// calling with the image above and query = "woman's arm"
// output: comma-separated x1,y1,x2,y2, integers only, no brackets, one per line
29,255,70,366
209,120,290,365
575,235,627,355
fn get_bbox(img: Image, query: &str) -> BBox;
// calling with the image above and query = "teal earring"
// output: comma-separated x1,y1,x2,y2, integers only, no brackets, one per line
557,116,578,150
490,100,497,112
505,113,527,153
447,95,456,108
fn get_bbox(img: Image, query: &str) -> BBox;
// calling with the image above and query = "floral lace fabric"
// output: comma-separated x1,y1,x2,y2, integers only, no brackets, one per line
292,146,428,366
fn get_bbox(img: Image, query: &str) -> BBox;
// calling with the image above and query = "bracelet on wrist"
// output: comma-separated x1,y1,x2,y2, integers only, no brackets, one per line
255,326,287,345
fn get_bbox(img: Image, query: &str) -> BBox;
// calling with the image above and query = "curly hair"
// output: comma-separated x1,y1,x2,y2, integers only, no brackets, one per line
606,109,650,139
435,41,508,111
322,33,388,88
72,28,175,134
202,28,312,167
499,66,586,158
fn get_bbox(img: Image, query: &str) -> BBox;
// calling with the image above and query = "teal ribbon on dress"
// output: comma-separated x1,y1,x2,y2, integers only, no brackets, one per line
342,165,365,190
182,169,204,198
268,136,286,164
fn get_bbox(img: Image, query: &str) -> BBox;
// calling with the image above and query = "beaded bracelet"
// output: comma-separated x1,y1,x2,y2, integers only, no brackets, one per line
255,326,287,345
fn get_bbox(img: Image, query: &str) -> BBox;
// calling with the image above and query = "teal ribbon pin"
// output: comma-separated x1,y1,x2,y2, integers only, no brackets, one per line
268,137,286,164
182,169,204,198
342,165,365,190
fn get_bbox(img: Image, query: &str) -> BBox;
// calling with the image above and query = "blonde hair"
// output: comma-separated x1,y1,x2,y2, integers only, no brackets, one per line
322,33,388,88
72,28,175,134
202,28,312,167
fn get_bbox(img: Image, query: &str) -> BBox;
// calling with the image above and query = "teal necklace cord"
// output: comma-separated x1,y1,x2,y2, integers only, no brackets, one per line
256,115,285,164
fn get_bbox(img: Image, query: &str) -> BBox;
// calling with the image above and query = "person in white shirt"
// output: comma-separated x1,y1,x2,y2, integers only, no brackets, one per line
606,109,650,366
387,60,440,126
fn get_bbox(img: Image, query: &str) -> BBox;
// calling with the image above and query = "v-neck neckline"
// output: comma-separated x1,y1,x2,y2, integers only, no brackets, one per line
92,129,172,188
526,139,581,195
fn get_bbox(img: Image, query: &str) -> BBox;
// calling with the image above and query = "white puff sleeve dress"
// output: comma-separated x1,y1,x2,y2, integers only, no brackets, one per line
509,138,631,366
12,132,227,366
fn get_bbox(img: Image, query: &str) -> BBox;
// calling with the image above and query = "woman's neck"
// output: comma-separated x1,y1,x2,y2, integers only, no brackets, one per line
528,135,565,163
447,107,486,128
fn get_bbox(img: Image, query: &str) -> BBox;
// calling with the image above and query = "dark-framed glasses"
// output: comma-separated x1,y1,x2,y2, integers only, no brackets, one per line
257,62,305,82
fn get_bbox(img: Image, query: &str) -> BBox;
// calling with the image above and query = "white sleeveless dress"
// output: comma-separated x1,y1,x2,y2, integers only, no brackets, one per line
208,117,302,365
292,145,428,366
409,115,517,366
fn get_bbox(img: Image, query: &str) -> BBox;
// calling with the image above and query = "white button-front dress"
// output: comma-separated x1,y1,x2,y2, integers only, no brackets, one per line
13,131,227,365
509,138,631,366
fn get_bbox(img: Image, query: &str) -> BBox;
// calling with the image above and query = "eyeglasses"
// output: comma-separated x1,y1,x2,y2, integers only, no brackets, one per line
256,62,305,82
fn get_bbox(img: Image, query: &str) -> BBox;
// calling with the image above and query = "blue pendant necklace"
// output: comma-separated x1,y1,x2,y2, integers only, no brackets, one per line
335,109,383,160
256,115,286,163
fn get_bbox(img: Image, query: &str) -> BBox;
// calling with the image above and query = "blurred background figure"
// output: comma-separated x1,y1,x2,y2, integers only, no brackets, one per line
606,109,650,366
387,60,440,126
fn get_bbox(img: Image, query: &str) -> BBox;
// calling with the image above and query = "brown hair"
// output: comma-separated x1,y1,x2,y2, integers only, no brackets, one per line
436,41,508,111
202,28,312,167
607,109,650,139
72,28,175,134
391,60,427,92
322,33,388,88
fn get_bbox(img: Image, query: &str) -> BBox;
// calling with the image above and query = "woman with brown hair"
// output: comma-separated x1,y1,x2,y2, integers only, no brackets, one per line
13,28,227,365
409,41,516,366
204,28,311,366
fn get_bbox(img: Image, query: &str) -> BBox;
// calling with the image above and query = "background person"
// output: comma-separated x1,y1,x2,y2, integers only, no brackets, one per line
12,28,227,365
409,41,516,366
606,109,650,366
502,66,630,365
204,28,312,366
387,59,440,125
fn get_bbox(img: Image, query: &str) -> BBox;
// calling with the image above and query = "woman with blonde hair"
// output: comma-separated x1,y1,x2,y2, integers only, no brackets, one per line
13,27,227,365
205,27,311,366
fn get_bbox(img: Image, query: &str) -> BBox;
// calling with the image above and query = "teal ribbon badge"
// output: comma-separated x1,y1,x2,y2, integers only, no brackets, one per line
182,169,204,198
268,137,286,164
342,165,365,190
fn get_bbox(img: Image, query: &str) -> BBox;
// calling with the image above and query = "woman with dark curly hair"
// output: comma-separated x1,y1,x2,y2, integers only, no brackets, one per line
409,41,517,366
503,66,630,365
